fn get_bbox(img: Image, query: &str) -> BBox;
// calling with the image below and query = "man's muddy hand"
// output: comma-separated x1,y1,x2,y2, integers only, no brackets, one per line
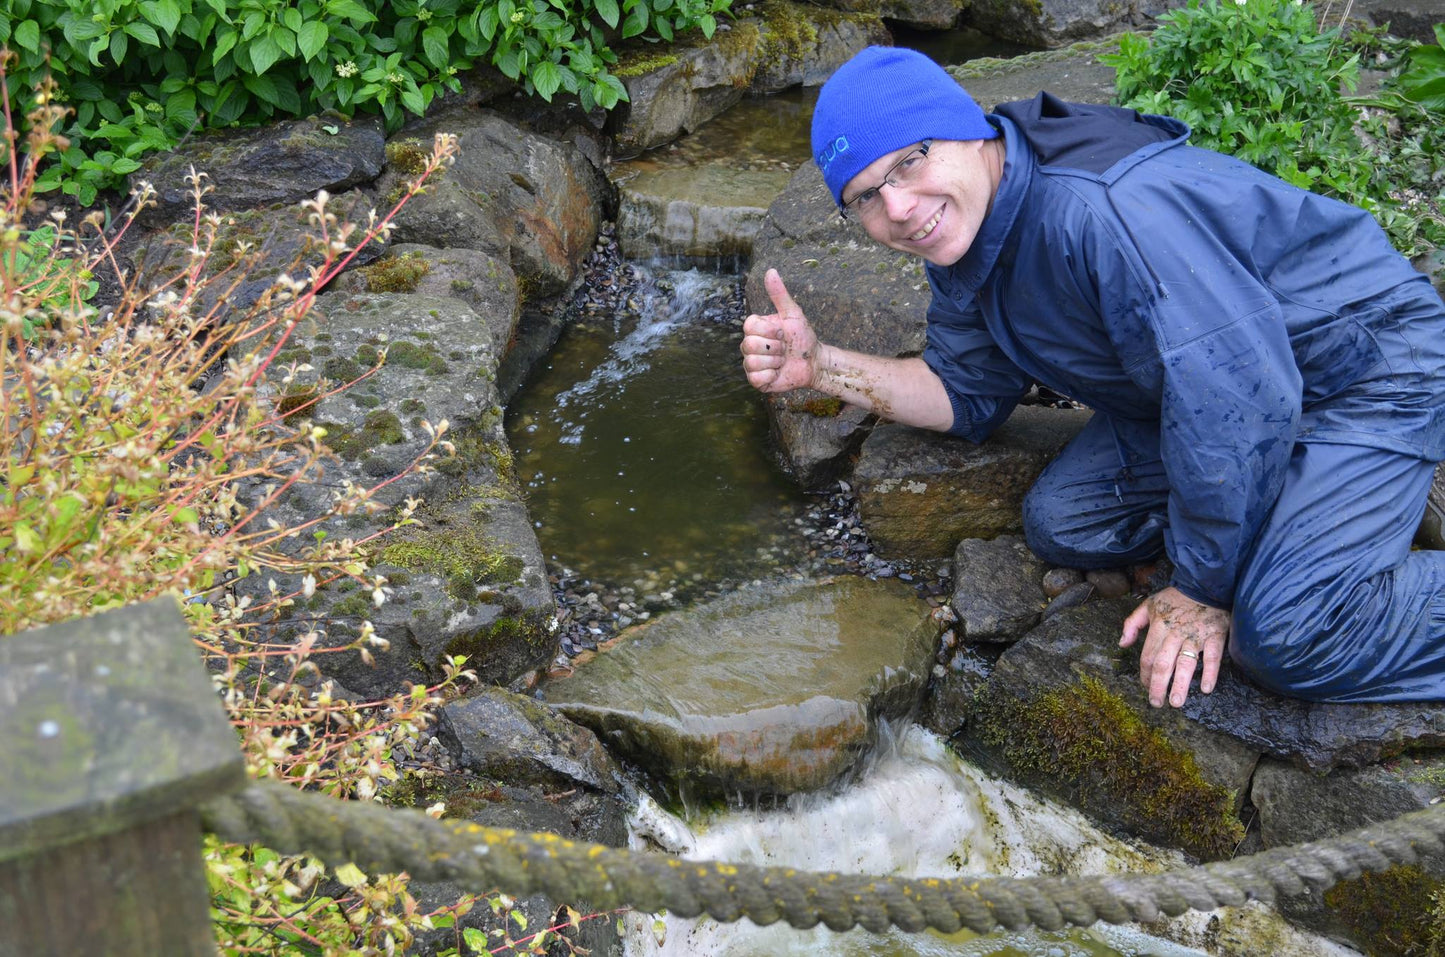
1120,586,1230,708
740,269,820,394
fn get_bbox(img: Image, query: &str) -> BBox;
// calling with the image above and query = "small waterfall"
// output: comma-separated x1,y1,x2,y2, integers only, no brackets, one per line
619,728,1354,957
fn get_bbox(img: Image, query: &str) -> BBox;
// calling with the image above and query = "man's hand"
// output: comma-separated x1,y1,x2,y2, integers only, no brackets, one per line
740,269,819,394
1120,586,1230,708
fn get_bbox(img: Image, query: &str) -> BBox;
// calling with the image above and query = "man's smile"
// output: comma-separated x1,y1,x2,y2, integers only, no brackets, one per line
908,207,944,242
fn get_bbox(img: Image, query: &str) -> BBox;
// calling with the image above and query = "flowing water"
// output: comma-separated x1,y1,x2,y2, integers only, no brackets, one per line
619,729,1350,957
506,266,812,589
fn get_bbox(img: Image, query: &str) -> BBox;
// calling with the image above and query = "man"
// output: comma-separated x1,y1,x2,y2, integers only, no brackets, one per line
740,45,1445,707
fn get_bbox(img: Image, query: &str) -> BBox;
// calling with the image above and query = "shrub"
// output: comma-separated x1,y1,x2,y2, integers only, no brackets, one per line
1,0,731,205
1103,0,1444,256
1,62,496,952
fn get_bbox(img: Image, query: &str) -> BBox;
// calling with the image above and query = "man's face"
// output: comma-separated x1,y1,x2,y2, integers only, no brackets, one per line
840,137,1003,267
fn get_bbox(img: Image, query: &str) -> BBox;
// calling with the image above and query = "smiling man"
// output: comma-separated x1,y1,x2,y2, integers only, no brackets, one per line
740,45,1445,707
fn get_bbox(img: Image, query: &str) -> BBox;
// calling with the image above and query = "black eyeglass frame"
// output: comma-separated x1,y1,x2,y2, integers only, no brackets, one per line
838,139,934,220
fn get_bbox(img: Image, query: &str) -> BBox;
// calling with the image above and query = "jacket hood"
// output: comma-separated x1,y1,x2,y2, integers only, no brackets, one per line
993,92,1187,174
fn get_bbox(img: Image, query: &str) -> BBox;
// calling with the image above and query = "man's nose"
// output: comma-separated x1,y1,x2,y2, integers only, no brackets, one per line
881,182,915,221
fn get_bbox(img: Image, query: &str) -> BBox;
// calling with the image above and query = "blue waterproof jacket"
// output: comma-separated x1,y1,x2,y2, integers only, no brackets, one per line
922,93,1445,610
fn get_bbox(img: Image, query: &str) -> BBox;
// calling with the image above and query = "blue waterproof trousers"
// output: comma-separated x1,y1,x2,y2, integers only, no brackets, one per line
1022,414,1445,702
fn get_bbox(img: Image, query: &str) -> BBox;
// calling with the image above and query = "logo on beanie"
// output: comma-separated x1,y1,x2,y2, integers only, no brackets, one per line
816,135,849,174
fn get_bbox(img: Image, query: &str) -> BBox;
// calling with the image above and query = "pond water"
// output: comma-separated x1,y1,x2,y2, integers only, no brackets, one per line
506,266,812,590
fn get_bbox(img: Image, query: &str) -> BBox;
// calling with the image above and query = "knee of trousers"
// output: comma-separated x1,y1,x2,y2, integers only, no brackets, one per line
1022,481,1087,567
1228,592,1333,698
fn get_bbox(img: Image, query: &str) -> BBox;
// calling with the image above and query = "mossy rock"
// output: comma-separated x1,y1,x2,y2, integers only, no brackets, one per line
961,600,1259,862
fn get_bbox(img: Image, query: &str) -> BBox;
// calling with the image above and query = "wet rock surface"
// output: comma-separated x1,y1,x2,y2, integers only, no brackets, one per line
438,687,628,796
139,113,386,222
950,535,1048,642
543,577,939,801
853,409,1092,559
615,165,794,263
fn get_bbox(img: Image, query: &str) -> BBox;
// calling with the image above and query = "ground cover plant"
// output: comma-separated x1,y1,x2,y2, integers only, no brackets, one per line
0,58,610,954
1104,0,1445,257
1,0,731,205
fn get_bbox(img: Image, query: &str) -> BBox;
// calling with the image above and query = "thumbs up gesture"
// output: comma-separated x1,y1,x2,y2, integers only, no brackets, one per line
740,269,820,394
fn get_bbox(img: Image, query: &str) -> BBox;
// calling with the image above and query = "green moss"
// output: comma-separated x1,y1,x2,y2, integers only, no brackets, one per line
332,590,374,620
380,524,525,600
384,772,506,817
978,676,1244,860
400,398,425,414
612,50,681,78
277,387,320,419
800,396,844,417
362,253,432,293
320,410,406,459
323,356,364,382
1323,865,1445,957
443,610,553,664
349,393,382,408
387,340,449,376
355,343,380,366
385,139,430,177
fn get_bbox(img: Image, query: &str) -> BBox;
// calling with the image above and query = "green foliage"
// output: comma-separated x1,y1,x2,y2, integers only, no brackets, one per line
2,224,98,340
1102,0,1445,256
2,0,731,204
1398,23,1445,111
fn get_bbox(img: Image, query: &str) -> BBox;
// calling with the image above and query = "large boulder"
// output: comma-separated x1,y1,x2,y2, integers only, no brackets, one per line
379,112,609,297
543,577,938,802
964,0,1170,48
139,114,385,223
853,408,1092,560
238,291,556,697
948,40,1121,108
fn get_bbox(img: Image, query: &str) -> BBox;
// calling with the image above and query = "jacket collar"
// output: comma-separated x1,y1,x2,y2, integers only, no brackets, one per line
949,115,1030,292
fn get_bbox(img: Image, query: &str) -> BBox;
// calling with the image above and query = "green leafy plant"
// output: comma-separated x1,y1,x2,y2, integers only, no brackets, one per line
1398,23,1445,111
1102,0,1444,255
1,0,732,206
2,224,98,339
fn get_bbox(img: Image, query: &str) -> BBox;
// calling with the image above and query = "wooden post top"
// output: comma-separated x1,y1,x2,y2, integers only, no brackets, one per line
0,598,245,863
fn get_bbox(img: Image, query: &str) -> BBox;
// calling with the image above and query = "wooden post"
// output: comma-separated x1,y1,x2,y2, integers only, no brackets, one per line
0,598,245,956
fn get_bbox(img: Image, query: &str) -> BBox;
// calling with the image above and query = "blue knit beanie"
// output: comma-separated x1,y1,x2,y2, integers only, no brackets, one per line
811,46,997,208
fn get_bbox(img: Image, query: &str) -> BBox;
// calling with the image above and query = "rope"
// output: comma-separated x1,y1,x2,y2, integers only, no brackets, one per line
201,779,1445,935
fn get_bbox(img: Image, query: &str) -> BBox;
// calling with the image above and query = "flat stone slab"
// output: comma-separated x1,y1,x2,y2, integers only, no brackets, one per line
542,577,937,802
615,165,793,262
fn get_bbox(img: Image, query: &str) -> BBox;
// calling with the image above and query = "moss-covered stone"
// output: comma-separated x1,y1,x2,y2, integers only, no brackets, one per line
977,676,1244,860
443,610,554,664
800,396,844,417
277,387,320,419
380,524,525,600
1323,864,1445,957
386,340,449,376
385,139,431,177
361,253,432,293
320,410,406,460
613,50,681,78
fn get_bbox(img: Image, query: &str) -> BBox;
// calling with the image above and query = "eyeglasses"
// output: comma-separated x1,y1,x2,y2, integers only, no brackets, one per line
839,140,933,220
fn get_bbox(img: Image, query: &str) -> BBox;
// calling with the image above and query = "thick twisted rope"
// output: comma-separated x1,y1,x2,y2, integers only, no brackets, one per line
202,779,1445,934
